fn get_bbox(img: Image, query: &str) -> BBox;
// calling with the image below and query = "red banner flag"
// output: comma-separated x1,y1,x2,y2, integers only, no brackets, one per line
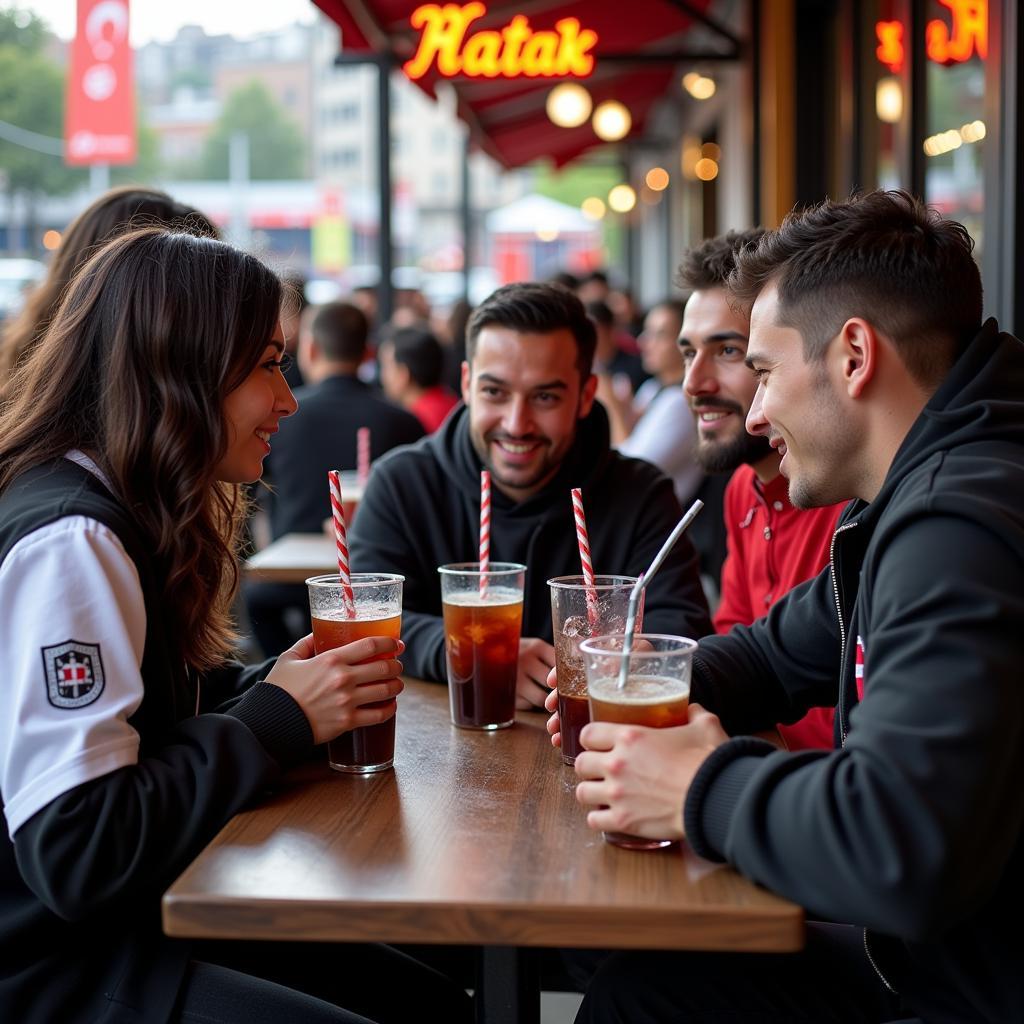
65,0,136,165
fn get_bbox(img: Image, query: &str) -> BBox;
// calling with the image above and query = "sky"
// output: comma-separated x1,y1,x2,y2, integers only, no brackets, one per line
9,0,317,46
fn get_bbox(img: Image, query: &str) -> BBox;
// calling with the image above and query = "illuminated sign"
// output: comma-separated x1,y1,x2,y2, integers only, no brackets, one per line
404,2,598,80
926,0,987,64
875,0,987,72
876,20,904,73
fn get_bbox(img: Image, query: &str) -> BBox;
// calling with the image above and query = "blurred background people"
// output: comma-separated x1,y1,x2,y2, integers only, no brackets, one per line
576,269,610,306
378,326,459,433
245,301,424,657
0,186,217,389
587,300,647,397
605,299,703,506
278,272,309,391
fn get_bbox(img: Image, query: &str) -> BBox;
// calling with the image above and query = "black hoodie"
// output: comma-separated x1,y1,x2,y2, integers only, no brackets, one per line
349,402,712,681
684,321,1024,1023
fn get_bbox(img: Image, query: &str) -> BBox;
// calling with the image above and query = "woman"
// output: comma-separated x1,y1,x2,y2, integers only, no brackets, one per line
0,185,218,384
0,228,471,1024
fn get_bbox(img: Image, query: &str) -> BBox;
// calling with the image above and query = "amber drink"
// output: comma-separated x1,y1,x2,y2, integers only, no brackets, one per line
307,573,404,773
581,634,698,850
438,562,526,729
548,575,641,765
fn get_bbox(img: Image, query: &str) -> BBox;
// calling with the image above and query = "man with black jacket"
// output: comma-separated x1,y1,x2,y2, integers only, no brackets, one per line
349,282,711,707
567,191,1024,1023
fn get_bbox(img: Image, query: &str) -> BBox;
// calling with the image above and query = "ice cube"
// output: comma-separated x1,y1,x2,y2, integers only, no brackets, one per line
561,615,591,639
605,615,627,634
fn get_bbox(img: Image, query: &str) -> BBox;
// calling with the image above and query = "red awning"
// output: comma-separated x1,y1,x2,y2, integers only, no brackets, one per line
313,0,715,168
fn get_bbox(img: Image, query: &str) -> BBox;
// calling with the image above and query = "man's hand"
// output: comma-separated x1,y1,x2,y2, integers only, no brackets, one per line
516,637,556,709
573,703,728,840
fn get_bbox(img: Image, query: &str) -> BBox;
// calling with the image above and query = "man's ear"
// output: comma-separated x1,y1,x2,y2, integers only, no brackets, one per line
460,360,472,405
836,318,878,399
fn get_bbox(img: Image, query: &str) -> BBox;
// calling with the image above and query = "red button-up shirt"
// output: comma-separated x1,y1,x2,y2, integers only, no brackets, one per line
714,465,846,749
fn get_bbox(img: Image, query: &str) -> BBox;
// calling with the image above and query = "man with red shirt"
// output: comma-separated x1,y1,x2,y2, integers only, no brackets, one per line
378,326,459,433
679,230,846,749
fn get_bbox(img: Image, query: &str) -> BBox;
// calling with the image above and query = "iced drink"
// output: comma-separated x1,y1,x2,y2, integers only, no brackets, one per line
581,634,698,850
549,575,640,765
438,563,526,730
307,573,404,773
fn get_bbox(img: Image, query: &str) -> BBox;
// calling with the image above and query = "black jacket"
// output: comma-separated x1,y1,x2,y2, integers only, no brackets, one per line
684,320,1024,1023
349,402,712,681
0,460,313,1023
263,374,424,536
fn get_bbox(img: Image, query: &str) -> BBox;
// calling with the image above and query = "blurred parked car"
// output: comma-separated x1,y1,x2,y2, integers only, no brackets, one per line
0,258,47,327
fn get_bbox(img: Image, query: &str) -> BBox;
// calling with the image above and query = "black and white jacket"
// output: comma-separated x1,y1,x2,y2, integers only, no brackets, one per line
0,455,312,1023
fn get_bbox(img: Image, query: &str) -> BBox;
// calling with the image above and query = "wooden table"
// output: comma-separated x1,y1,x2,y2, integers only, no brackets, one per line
244,532,336,583
163,681,804,1022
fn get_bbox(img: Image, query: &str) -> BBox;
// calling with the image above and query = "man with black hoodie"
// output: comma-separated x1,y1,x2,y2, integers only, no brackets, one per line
349,282,711,706
565,191,1024,1022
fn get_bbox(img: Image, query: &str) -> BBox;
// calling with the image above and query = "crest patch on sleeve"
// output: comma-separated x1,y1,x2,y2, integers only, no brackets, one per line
42,641,106,709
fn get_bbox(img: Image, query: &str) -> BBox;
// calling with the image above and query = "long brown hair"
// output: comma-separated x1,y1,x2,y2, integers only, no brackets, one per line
0,186,218,383
0,228,281,672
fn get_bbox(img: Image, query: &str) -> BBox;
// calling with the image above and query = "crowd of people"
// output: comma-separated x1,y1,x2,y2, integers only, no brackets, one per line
0,184,1021,1024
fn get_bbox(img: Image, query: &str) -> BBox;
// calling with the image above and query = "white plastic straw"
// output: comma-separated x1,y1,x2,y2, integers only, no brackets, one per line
618,499,704,689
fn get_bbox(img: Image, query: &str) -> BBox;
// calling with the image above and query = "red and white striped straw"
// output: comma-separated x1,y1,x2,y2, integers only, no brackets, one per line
356,427,371,486
327,469,356,617
479,469,491,597
571,487,599,624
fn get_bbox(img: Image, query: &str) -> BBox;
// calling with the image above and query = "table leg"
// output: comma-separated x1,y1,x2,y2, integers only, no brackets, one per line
475,946,539,1024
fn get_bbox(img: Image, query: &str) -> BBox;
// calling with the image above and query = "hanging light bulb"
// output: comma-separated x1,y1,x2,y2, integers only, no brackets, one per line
644,167,670,191
682,72,716,100
546,83,593,128
608,184,637,213
875,77,904,123
592,100,632,142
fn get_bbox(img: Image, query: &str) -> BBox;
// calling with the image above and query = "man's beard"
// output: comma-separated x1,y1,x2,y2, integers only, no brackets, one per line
692,400,772,474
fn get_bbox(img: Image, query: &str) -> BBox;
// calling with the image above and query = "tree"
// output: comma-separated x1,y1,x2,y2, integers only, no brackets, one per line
0,10,85,198
198,81,306,180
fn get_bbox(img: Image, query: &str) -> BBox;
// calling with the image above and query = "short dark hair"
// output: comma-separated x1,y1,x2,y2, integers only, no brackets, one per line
729,190,983,387
385,327,445,389
580,270,609,287
547,270,580,291
677,229,767,292
310,302,368,363
585,300,614,328
466,282,597,378
647,299,686,326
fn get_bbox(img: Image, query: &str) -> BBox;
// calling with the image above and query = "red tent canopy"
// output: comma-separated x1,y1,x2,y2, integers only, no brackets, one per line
313,0,719,167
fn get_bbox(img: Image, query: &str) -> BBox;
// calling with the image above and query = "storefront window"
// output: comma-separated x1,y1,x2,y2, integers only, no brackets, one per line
922,0,986,258
865,0,912,190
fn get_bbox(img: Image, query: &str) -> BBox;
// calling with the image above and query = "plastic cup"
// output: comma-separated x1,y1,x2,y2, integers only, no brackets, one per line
580,633,698,850
307,573,404,773
438,562,525,730
547,575,642,765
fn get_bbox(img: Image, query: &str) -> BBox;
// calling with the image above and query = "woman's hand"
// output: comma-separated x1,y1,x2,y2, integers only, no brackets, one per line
266,633,405,744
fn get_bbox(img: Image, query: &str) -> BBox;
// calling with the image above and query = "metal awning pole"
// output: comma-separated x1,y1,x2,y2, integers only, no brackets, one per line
377,59,394,324
461,130,472,306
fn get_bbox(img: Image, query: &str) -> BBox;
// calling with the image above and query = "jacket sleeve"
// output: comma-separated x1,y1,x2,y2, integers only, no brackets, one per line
685,514,1024,940
625,473,713,639
13,683,313,923
201,656,278,709
348,457,447,682
690,565,841,734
